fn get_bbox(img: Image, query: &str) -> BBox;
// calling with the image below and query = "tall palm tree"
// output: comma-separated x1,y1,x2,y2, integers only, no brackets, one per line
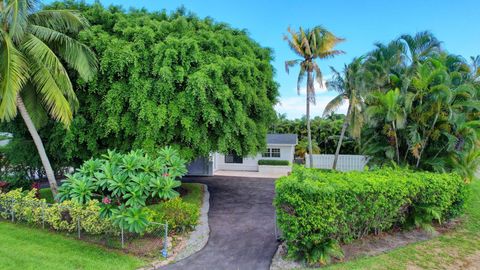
284,26,344,168
324,57,365,170
365,89,407,164
0,0,97,196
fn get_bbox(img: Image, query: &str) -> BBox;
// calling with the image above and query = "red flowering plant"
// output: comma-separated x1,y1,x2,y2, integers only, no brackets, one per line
57,147,187,233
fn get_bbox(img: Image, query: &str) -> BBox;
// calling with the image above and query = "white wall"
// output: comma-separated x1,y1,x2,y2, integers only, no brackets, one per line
305,154,369,171
213,144,295,172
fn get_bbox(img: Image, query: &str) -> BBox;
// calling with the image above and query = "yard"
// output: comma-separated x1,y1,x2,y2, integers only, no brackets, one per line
322,179,480,270
0,222,144,270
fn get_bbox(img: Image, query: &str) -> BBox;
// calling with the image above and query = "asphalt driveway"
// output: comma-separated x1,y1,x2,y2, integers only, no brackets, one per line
164,176,278,270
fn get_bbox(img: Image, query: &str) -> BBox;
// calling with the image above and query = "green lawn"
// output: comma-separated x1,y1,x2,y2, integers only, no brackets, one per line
0,222,144,270
319,180,480,270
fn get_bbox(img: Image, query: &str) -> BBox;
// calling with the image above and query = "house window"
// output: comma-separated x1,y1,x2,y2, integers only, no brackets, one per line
262,148,281,158
225,153,243,163
271,148,281,158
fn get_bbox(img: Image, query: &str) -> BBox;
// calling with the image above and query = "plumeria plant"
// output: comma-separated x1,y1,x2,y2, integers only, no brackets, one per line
58,147,187,233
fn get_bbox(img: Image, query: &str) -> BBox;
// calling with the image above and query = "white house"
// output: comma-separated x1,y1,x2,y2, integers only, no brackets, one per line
213,134,297,172
186,134,298,176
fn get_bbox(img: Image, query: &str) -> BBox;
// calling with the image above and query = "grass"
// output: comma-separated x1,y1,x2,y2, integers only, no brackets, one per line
317,180,480,270
0,222,144,270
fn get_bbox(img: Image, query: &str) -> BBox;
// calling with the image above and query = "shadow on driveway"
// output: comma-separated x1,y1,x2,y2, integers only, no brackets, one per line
163,176,278,270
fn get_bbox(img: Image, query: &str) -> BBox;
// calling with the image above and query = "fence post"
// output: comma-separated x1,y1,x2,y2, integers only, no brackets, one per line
41,203,45,229
162,223,168,258
11,199,15,222
77,216,81,239
121,227,124,249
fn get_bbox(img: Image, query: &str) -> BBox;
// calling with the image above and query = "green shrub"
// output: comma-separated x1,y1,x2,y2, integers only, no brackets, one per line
0,189,115,235
57,147,188,233
258,159,290,166
39,188,54,203
274,166,467,265
148,198,199,233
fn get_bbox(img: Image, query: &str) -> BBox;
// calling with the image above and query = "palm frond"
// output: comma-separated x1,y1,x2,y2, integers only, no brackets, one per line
28,9,90,33
28,55,74,126
0,29,29,121
28,24,98,80
21,33,78,109
323,94,345,116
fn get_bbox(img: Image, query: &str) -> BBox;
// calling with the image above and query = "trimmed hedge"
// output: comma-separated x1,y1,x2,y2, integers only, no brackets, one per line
258,159,290,166
274,166,468,265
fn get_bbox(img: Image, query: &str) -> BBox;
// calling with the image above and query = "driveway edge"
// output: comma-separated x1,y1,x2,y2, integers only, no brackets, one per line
174,183,210,261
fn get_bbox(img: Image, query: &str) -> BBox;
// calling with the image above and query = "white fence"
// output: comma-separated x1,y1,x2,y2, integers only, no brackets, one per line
305,154,370,171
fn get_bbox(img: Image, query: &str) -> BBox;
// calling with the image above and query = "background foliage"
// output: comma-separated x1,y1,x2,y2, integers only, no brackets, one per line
269,113,359,157
1,1,279,170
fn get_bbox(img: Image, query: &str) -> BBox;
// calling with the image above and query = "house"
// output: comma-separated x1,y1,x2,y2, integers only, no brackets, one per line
186,134,298,176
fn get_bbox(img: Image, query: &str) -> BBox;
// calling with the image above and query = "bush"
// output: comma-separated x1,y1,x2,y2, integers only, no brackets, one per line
57,147,188,233
274,166,467,265
258,159,290,166
148,198,199,233
0,189,115,235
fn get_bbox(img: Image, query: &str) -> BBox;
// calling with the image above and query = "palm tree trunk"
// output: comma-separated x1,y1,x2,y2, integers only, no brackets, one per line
333,101,352,170
306,72,314,169
392,121,400,164
16,95,58,197
416,111,439,168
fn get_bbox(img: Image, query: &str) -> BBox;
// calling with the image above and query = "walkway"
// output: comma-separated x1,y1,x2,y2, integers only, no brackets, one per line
164,176,278,270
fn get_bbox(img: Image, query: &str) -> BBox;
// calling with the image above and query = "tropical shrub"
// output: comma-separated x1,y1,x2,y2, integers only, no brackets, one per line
148,198,200,233
258,159,290,166
274,166,467,265
57,147,187,233
0,189,114,235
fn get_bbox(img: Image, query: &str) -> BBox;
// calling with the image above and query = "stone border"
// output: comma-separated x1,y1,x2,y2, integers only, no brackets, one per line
140,184,210,269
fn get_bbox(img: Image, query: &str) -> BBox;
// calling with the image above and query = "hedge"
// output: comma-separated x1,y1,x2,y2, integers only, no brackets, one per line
274,166,468,265
258,159,290,166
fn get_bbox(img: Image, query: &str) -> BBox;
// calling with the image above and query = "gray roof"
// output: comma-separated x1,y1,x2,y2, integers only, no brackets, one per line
266,134,298,145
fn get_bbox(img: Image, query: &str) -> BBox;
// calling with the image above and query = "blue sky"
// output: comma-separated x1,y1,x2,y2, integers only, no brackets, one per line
73,0,479,118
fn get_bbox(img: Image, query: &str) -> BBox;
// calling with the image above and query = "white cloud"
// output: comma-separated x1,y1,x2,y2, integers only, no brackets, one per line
275,93,348,119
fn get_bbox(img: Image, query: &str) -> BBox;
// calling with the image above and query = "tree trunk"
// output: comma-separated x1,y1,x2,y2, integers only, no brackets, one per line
416,111,439,168
392,121,400,164
333,101,352,170
306,72,313,169
16,95,58,197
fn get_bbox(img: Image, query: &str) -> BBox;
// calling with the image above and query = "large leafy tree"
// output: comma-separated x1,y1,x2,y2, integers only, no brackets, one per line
0,0,97,195
20,2,278,162
324,57,365,169
284,26,344,168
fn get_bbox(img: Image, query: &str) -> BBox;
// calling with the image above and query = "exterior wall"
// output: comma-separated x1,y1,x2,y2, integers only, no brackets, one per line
258,165,292,174
213,144,295,172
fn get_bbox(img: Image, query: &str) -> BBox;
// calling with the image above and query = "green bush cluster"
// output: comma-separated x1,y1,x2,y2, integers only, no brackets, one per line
274,166,468,265
146,198,200,233
57,147,188,233
258,159,290,166
0,189,115,235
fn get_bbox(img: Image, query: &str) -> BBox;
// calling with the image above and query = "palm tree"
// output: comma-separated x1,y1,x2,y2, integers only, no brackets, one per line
324,57,365,170
365,89,407,164
284,26,344,168
0,0,97,196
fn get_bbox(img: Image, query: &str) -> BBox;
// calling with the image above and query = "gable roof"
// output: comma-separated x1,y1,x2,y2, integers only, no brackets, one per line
266,134,298,145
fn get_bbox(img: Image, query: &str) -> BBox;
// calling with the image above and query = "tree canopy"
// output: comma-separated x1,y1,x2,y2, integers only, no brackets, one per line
4,1,279,164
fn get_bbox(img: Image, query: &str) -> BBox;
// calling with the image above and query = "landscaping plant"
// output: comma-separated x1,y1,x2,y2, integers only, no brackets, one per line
57,146,188,233
274,166,467,265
